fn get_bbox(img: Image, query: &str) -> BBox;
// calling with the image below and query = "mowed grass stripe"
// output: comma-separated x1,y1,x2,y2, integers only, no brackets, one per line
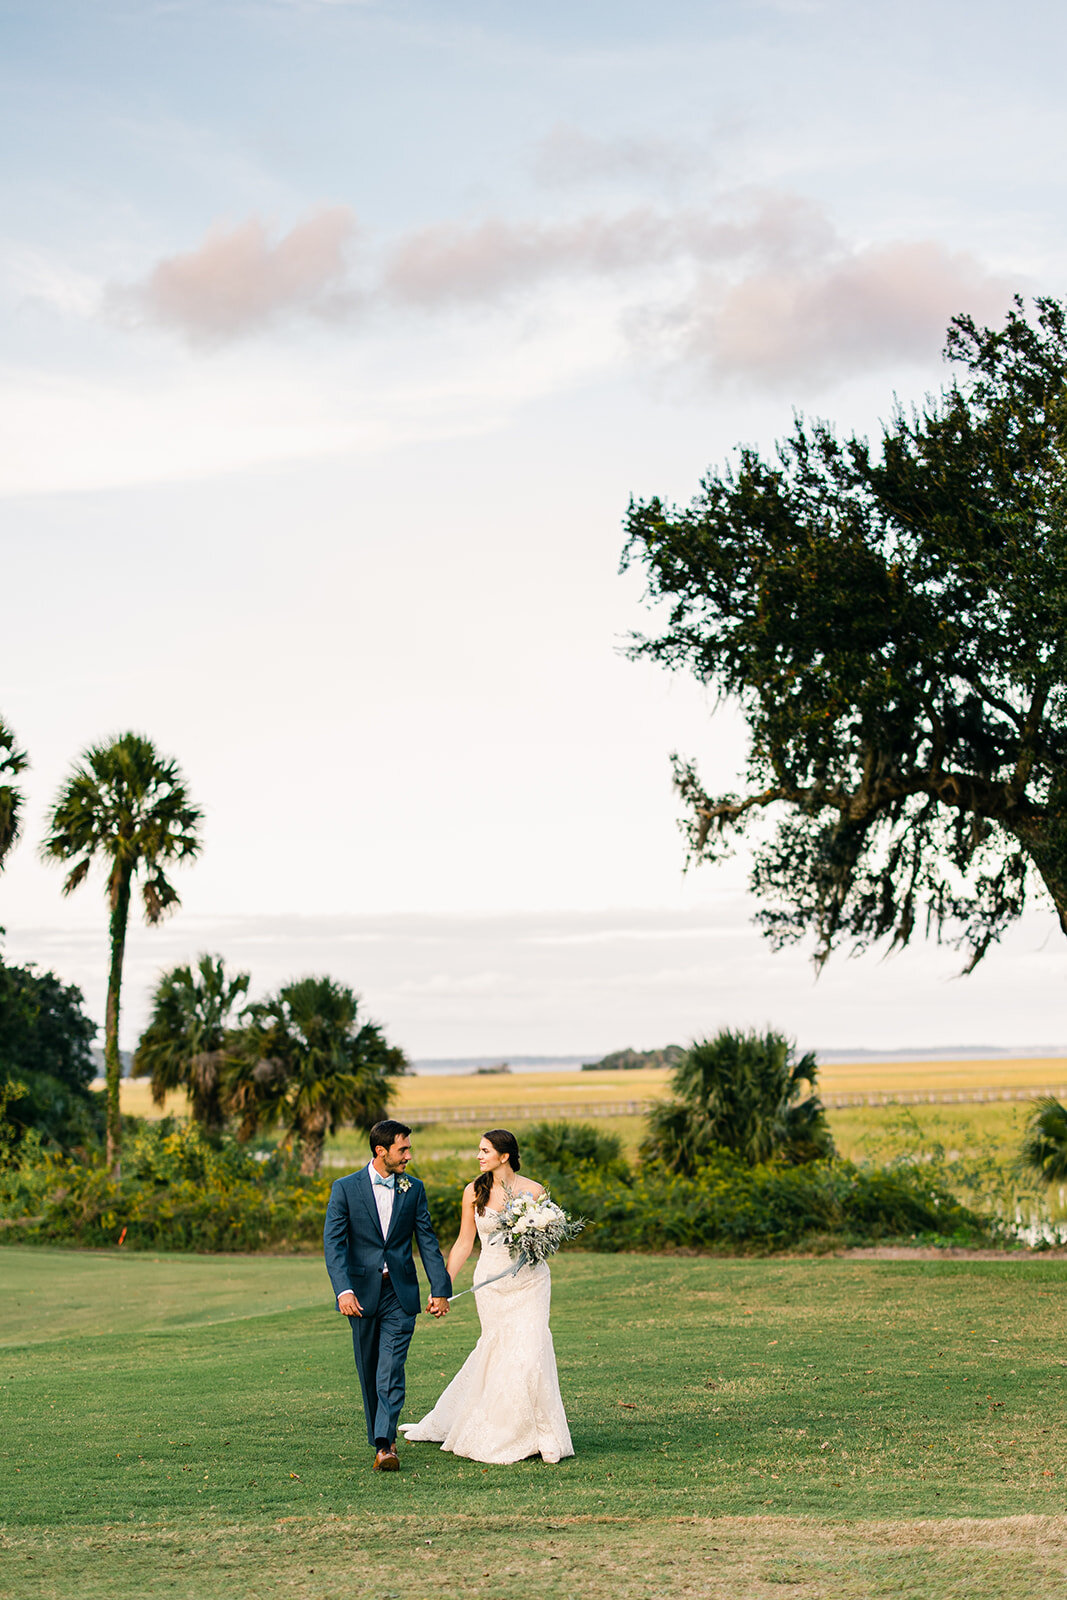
4,1513,1067,1600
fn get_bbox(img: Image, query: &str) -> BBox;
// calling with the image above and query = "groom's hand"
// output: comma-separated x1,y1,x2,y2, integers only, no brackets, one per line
426,1296,449,1318
337,1291,363,1318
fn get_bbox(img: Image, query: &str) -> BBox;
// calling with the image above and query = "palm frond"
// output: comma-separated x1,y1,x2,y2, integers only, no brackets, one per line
0,717,29,869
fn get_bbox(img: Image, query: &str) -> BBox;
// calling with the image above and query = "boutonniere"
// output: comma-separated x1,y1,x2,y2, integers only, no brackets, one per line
397,1175,411,1193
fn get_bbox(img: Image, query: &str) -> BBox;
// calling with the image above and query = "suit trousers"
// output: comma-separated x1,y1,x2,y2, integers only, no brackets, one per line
350,1276,417,1447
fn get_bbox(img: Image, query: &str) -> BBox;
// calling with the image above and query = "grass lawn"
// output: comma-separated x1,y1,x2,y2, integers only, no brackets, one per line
2,1248,1067,1598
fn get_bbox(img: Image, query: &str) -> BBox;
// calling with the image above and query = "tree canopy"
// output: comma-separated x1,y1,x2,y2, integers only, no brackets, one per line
223,975,407,1175
133,954,250,1134
0,957,100,1150
624,296,1067,969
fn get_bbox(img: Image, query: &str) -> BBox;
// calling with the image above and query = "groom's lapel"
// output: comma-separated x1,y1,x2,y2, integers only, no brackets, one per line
353,1166,382,1235
384,1182,412,1246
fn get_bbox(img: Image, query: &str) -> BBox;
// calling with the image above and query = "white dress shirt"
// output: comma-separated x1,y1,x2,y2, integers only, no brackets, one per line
367,1160,395,1238
337,1161,394,1305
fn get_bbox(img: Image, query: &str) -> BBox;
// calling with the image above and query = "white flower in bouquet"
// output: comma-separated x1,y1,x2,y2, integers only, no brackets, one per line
488,1186,585,1268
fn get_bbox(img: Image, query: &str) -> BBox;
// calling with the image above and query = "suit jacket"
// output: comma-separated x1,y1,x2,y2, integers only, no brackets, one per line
323,1166,451,1317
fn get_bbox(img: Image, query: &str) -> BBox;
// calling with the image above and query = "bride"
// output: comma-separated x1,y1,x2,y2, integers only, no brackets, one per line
399,1128,574,1464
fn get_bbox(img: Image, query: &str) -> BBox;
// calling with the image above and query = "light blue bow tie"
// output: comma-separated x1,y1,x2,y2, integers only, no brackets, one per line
373,1173,395,1190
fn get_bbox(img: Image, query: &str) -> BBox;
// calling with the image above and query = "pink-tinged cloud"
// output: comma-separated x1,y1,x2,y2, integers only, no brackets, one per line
114,189,1013,391
117,208,358,343
667,239,1013,385
380,194,836,308
382,210,674,306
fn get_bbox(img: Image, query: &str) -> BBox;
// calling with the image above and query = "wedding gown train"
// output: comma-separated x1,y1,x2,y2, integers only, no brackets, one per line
399,1204,574,1464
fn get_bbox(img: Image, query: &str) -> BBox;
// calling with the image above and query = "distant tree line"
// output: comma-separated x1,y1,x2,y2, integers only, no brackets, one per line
581,1044,686,1072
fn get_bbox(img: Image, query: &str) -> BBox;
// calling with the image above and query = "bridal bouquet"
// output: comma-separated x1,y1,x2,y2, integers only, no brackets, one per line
489,1188,585,1269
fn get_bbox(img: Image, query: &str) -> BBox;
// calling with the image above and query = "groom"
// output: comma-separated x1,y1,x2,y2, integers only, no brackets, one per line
323,1119,452,1472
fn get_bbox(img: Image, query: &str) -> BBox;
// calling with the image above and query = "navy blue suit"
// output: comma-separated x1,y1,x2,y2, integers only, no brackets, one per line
323,1167,451,1447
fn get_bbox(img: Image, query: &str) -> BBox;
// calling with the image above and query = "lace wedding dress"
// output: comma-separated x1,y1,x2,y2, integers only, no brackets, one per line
399,1204,574,1464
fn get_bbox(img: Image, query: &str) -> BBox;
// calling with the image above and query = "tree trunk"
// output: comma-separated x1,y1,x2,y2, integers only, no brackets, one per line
1009,820,1067,938
298,1115,328,1177
104,868,132,1179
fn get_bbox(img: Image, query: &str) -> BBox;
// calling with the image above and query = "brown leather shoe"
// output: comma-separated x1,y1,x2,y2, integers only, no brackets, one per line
373,1445,399,1472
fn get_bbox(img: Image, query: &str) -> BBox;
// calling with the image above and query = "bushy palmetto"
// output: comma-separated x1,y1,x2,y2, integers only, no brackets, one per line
1020,1096,1067,1183
133,955,250,1135
641,1027,835,1174
0,718,28,874
223,975,406,1175
42,733,202,1174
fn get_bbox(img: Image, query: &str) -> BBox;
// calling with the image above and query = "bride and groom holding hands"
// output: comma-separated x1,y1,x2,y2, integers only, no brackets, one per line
323,1119,573,1471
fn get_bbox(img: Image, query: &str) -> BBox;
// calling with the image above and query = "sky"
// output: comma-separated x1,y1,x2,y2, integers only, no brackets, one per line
2,0,1066,1059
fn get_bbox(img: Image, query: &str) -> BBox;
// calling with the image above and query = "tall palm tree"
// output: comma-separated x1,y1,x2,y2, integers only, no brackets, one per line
133,955,250,1135
641,1027,835,1173
224,975,406,1175
0,717,29,875
42,733,203,1175
1021,1097,1067,1183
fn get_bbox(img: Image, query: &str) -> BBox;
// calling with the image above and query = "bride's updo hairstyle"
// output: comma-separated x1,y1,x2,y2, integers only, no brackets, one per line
474,1128,520,1214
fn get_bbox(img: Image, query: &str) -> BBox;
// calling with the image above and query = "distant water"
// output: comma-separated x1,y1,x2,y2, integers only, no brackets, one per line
411,1044,1067,1076
411,1056,592,1076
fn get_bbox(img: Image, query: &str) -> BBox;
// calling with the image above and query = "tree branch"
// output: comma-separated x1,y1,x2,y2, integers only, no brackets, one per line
1008,682,1050,799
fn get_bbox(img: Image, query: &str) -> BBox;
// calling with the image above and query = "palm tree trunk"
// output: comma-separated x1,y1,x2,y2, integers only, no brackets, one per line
105,868,132,1178
298,1115,328,1177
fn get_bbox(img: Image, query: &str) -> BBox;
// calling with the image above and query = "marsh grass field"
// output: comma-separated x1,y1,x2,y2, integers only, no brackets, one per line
113,1055,1067,1125
3,1247,1067,1598
112,1056,1067,1170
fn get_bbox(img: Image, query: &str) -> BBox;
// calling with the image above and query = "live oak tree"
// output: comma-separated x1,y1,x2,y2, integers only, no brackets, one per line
43,734,203,1175
624,296,1067,970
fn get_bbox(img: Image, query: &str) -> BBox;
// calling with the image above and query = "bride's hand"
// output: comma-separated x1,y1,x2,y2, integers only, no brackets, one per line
426,1296,450,1318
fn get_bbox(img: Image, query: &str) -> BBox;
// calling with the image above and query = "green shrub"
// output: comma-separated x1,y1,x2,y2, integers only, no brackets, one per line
0,1121,329,1252
643,1029,835,1172
521,1120,627,1176
1020,1096,1067,1183
0,1121,996,1255
547,1149,993,1253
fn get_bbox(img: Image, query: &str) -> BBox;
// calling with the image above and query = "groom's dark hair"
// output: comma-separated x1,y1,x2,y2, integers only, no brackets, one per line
370,1119,411,1156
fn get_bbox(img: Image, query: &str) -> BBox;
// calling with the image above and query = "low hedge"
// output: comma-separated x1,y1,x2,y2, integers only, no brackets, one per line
538,1150,993,1251
0,1122,995,1254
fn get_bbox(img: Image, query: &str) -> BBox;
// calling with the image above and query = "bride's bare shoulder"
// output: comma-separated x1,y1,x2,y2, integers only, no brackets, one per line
462,1180,477,1201
516,1176,546,1198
